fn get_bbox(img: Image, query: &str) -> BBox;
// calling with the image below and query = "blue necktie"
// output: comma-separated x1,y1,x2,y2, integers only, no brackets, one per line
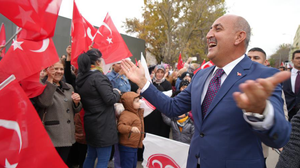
202,69,224,119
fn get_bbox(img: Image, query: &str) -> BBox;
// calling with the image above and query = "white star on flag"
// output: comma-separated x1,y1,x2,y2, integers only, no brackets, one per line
106,37,113,44
15,6,35,26
12,39,24,51
5,159,18,168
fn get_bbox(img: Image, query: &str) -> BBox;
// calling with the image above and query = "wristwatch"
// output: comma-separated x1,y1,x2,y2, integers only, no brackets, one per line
244,112,265,122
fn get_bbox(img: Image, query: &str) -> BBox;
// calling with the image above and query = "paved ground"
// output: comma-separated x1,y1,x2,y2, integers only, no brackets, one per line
266,148,280,168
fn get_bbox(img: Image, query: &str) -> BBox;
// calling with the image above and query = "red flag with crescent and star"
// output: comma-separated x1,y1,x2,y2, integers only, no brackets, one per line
0,38,59,97
93,13,132,64
0,23,6,57
0,0,62,40
71,0,98,68
0,75,67,168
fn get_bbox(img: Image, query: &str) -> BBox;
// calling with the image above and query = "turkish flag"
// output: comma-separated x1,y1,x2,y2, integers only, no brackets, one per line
71,0,98,68
0,0,62,40
0,23,5,57
200,60,214,69
0,38,59,83
0,75,67,168
193,60,205,74
194,60,214,74
177,53,184,70
93,13,132,64
20,72,46,98
140,98,156,117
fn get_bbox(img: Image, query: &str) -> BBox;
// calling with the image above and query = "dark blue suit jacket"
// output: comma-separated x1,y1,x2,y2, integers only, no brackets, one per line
142,56,291,168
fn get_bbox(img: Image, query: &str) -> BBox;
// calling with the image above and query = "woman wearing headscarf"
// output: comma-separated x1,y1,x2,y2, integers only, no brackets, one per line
76,49,121,168
144,64,172,138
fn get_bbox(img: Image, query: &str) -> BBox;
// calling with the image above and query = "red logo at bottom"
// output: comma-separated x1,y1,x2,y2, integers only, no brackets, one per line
147,154,180,168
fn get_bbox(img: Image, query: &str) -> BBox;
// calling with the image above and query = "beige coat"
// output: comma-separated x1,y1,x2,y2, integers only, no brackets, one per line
34,81,82,147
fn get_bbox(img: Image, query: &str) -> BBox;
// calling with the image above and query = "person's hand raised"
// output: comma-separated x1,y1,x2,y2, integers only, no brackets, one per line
121,59,147,88
131,127,140,133
46,66,55,84
233,71,290,114
66,45,71,61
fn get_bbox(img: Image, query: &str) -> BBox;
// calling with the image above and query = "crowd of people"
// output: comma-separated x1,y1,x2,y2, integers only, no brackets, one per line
17,14,300,168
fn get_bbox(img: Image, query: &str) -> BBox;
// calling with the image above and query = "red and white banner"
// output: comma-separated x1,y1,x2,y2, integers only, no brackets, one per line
142,133,189,168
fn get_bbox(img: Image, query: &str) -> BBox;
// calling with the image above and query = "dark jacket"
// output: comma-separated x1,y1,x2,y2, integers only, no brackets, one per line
144,79,172,138
34,81,82,147
283,76,300,120
276,110,300,168
76,70,120,147
118,92,144,148
162,114,194,144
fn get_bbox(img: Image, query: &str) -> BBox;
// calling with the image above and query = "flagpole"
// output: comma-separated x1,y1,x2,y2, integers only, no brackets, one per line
0,75,16,90
0,28,22,52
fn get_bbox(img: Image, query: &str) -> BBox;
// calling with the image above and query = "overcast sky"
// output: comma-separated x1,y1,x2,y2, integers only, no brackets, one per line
59,0,300,58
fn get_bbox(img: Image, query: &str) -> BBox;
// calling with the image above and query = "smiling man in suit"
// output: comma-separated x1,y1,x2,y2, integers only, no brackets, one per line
121,14,291,168
283,50,300,121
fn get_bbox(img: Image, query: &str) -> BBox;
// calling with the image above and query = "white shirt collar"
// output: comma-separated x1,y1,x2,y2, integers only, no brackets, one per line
212,54,245,76
292,68,299,74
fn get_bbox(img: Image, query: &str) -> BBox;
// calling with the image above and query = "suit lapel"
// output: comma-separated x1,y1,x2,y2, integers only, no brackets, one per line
285,77,293,93
283,75,296,96
204,56,251,120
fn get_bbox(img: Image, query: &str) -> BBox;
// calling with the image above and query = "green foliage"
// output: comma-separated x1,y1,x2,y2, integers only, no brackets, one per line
268,44,291,68
123,0,226,64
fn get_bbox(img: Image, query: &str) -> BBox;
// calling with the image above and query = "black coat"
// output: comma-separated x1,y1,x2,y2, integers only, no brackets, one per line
144,79,172,138
76,70,120,147
282,77,300,120
276,110,300,168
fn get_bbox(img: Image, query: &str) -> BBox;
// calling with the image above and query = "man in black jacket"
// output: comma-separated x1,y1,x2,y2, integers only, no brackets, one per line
283,50,300,121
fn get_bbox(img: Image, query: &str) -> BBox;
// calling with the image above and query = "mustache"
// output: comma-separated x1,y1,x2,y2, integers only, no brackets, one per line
208,37,217,44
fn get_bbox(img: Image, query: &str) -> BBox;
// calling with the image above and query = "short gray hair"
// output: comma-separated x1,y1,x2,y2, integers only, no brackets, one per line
235,16,251,49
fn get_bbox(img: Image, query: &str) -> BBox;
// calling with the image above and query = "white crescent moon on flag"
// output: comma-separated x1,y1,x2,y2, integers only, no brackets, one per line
30,38,49,53
98,22,113,37
0,119,22,153
87,27,94,41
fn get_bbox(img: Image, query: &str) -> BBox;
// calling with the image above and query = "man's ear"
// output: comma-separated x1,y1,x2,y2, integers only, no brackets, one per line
234,31,247,46
264,60,269,66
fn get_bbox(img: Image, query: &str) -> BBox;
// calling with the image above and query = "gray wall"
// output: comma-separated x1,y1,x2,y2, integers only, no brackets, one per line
0,14,145,61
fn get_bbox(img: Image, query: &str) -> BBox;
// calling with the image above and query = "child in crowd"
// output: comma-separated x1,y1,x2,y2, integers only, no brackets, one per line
117,92,144,168
162,112,194,144
163,80,195,144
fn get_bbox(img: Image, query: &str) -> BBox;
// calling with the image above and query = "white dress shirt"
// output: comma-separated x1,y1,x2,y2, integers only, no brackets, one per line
291,68,299,93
